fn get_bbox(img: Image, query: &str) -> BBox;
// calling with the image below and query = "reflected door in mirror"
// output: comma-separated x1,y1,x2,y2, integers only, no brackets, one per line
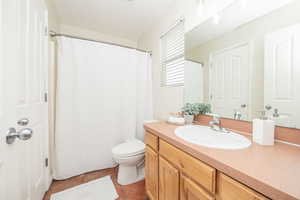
265,24,300,129
209,43,250,120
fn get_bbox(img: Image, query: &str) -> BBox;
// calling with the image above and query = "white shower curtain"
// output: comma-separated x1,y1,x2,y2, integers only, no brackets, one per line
53,37,153,180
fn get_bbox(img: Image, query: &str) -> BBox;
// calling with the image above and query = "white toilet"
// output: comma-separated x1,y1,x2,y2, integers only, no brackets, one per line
112,139,145,185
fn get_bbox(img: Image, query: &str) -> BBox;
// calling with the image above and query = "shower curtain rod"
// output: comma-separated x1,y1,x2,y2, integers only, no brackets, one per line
49,30,152,55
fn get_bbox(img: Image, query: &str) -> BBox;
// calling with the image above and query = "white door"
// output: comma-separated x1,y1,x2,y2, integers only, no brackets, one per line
265,24,300,128
0,0,49,200
209,43,250,120
210,53,227,116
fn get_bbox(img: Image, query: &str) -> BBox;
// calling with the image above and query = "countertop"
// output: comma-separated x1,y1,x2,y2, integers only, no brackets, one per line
144,121,300,200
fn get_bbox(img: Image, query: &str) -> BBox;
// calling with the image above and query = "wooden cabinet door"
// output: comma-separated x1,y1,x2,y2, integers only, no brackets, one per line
216,173,269,200
181,175,215,200
160,140,216,193
145,146,159,200
159,157,180,200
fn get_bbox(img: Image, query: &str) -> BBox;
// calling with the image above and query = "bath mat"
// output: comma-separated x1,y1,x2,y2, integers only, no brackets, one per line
50,176,119,200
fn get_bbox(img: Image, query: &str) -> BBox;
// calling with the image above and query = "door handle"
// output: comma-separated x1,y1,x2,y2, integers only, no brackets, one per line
6,127,33,144
265,105,272,111
17,118,29,126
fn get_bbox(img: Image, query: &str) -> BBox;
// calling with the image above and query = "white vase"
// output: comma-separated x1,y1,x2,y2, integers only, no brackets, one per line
184,115,194,124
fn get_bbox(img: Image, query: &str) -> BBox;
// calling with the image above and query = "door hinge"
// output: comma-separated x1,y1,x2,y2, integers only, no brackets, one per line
44,93,48,102
45,158,49,167
45,26,48,36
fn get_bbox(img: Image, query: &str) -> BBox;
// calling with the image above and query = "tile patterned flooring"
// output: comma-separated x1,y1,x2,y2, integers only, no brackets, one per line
43,167,146,200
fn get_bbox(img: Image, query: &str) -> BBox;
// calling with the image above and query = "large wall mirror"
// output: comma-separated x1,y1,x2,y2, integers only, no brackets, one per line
184,0,300,129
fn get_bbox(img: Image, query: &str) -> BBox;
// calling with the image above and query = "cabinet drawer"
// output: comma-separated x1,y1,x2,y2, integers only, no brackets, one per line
181,175,215,200
217,173,269,200
159,139,216,194
145,131,158,151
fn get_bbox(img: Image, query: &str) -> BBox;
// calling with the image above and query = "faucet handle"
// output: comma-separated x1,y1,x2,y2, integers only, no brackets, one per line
273,108,280,118
265,105,272,111
213,115,220,121
207,113,220,121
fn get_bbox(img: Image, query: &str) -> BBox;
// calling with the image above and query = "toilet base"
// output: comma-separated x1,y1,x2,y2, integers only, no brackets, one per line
117,164,145,185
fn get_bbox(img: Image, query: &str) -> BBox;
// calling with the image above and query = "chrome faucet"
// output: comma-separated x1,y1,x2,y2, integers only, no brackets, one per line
209,114,220,129
233,110,242,120
209,114,229,133
273,108,280,118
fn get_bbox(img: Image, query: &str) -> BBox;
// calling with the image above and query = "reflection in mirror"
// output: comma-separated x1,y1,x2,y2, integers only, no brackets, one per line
184,0,300,128
184,60,204,104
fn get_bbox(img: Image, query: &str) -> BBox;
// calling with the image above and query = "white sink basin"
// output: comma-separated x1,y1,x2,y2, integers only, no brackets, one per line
175,125,251,150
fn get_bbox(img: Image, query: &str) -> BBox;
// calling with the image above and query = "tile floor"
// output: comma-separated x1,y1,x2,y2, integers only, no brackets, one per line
43,167,146,200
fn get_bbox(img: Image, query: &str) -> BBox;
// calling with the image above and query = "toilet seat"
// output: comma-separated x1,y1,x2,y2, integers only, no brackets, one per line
112,139,145,158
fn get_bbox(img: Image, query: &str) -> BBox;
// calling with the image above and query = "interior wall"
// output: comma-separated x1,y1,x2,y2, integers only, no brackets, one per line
44,0,60,31
137,0,235,120
186,1,300,118
45,0,138,48
59,24,138,48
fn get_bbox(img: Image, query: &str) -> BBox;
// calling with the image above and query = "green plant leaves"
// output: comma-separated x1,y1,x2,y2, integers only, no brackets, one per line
182,103,211,116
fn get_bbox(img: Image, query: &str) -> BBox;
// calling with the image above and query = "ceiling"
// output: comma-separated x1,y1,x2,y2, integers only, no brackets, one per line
52,0,175,42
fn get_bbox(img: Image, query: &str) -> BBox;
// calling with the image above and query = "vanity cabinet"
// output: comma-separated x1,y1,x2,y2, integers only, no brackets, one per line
181,175,215,200
145,146,159,200
216,173,268,200
159,157,180,200
145,132,269,200
159,139,216,194
145,131,158,151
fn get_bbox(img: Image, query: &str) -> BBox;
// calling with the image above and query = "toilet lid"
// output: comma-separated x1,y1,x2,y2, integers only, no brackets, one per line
112,140,145,157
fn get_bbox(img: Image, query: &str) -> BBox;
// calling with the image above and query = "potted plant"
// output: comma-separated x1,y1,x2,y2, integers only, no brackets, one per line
181,103,198,124
193,103,212,115
182,103,212,124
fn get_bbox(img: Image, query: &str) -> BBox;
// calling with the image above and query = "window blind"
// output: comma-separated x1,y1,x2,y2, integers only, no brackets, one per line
161,20,185,87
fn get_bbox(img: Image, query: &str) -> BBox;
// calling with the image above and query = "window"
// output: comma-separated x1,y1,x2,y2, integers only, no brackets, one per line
161,20,185,87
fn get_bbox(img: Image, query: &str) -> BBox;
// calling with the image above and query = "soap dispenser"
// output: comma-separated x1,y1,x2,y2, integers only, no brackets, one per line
252,110,275,146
